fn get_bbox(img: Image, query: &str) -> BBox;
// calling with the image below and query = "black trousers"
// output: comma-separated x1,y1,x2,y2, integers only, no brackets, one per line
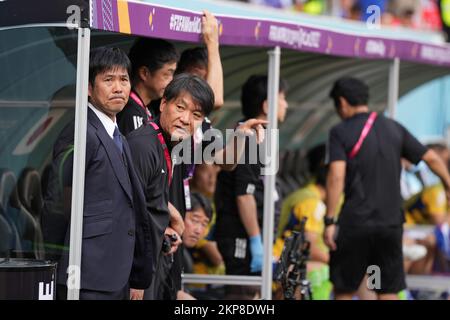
144,251,179,300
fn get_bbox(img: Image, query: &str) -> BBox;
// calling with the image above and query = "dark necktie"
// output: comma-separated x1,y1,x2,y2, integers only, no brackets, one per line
113,126,123,154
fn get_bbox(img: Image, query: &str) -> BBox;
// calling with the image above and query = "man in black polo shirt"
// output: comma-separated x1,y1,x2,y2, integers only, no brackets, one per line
324,77,450,300
117,38,178,135
214,75,288,299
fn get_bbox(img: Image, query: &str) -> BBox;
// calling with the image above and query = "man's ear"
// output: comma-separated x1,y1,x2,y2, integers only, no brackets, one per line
159,98,167,113
138,66,149,81
339,96,348,109
88,82,92,98
262,100,269,116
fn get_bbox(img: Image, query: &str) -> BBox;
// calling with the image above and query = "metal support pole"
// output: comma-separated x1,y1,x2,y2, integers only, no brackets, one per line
261,46,281,300
182,274,263,286
387,58,400,119
67,26,91,300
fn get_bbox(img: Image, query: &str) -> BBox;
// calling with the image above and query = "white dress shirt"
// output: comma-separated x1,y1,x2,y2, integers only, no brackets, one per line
88,103,117,139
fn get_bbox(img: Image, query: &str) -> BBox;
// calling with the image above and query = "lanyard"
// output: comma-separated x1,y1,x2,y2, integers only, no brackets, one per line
130,91,152,123
149,122,172,185
348,112,378,160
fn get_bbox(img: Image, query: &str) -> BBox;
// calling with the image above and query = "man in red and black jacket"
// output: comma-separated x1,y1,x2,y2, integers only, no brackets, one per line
127,73,266,299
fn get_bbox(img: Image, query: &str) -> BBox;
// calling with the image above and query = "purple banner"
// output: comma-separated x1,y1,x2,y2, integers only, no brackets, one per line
92,0,120,33
91,0,450,67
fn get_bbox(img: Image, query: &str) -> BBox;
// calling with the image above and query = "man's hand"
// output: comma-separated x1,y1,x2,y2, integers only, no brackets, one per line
168,202,185,236
202,10,219,47
249,234,263,273
323,225,337,251
236,119,268,144
130,289,144,300
163,227,182,255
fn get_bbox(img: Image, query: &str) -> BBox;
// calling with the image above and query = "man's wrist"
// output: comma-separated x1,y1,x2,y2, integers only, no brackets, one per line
249,234,262,242
205,39,219,50
323,215,336,227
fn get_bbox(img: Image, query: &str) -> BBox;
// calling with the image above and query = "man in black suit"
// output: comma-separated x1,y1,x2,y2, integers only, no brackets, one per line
47,47,153,300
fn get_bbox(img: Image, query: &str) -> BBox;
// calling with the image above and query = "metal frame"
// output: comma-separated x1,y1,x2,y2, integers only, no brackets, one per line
182,274,262,286
67,26,90,300
261,46,281,300
387,57,400,119
406,275,450,292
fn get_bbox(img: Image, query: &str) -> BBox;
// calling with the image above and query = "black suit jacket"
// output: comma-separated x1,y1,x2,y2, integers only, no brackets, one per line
51,108,153,292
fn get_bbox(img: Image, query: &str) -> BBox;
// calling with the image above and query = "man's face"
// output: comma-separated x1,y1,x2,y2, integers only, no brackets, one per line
159,91,205,143
193,164,219,197
88,67,130,120
182,208,210,248
145,62,177,100
277,91,288,123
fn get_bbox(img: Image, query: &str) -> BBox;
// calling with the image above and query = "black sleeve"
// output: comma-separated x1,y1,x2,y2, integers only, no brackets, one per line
399,122,428,165
127,132,170,246
327,126,347,163
234,162,259,197
117,105,144,136
127,135,154,188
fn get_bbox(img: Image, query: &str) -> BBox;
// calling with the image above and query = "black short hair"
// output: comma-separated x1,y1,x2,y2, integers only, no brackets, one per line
329,77,369,108
129,37,178,80
241,75,288,119
306,144,327,187
315,166,327,187
176,47,208,74
89,47,131,87
306,144,326,175
163,73,214,116
189,192,213,220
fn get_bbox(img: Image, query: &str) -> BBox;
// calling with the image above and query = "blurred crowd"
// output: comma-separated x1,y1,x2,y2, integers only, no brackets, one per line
230,0,450,40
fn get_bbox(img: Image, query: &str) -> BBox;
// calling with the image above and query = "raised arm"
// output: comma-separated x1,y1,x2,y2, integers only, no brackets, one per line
202,10,224,109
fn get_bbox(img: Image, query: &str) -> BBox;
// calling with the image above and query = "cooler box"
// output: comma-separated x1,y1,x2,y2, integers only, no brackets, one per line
0,258,57,300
